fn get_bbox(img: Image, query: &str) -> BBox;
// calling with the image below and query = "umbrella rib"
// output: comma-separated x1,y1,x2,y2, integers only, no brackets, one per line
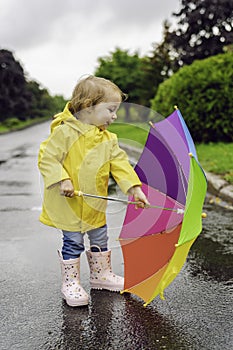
74,191,184,214
178,165,187,199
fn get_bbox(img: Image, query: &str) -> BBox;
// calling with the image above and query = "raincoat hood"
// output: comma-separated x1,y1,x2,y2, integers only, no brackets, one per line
51,102,96,135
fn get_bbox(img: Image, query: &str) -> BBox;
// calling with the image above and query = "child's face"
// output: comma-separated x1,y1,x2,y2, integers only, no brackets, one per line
90,95,121,129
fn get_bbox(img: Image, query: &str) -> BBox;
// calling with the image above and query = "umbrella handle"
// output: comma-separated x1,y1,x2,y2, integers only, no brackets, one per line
74,190,184,214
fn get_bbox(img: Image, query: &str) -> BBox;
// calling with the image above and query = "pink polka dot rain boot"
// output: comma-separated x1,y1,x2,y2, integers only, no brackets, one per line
58,251,89,307
86,248,124,292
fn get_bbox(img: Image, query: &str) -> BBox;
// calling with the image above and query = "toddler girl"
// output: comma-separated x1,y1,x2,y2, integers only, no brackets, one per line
38,76,148,307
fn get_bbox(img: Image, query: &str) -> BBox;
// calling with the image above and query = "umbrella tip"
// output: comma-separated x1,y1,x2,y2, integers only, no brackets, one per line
202,212,207,218
174,105,178,110
120,289,128,295
189,152,193,158
149,121,155,129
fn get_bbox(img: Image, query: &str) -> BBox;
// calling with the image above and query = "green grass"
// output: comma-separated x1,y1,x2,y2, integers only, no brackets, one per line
0,116,50,134
196,142,233,184
108,122,149,148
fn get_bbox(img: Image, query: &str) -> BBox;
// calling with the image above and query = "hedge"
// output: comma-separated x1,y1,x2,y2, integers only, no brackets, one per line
151,52,233,142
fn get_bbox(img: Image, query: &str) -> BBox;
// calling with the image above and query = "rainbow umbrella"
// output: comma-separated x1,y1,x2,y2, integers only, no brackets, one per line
119,108,207,306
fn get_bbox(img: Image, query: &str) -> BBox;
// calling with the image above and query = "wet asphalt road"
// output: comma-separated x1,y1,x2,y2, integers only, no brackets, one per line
0,122,232,350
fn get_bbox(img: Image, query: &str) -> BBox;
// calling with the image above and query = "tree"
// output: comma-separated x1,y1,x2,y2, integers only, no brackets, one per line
95,47,170,121
145,21,176,94
26,81,66,119
95,48,144,121
0,49,67,124
0,49,32,121
95,48,145,109
167,0,233,68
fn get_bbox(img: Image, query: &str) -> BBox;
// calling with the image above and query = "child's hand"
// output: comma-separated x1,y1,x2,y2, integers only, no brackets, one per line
60,179,74,197
128,186,150,209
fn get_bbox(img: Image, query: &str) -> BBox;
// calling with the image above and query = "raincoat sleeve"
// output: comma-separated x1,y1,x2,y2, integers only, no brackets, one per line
38,126,71,189
110,135,141,194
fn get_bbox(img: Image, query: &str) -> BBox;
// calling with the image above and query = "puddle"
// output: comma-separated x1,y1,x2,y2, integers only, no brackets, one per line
0,180,31,187
0,207,29,212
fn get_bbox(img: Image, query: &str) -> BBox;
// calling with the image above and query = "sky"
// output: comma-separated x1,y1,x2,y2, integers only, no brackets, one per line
0,0,180,98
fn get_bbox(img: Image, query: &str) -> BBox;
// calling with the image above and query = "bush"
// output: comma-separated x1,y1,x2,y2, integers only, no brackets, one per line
3,117,20,128
151,52,233,142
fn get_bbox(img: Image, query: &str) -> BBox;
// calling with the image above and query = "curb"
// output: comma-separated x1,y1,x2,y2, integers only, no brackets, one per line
205,171,233,205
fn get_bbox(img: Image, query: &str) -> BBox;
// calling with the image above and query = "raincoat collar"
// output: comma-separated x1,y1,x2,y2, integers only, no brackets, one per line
51,102,101,135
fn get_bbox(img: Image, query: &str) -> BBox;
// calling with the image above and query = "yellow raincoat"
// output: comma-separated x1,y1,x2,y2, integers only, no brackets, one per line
38,103,141,232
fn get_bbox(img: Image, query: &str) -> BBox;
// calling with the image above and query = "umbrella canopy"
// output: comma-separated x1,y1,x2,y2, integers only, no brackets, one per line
119,108,207,306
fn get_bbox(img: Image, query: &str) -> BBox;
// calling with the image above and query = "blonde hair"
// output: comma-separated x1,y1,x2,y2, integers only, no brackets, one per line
69,75,127,114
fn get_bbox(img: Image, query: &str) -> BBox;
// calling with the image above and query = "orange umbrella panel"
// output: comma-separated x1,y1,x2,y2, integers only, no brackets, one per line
120,224,181,291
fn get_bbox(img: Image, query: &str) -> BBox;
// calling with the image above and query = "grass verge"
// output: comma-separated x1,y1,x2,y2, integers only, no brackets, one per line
196,143,233,184
0,116,51,134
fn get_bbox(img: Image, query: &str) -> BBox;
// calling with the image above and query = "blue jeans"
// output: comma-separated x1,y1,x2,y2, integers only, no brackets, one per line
62,225,108,260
